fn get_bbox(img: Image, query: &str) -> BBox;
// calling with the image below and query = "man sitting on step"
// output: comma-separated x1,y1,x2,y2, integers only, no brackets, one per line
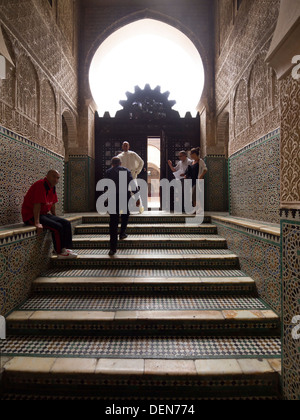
105,157,140,256
22,170,77,259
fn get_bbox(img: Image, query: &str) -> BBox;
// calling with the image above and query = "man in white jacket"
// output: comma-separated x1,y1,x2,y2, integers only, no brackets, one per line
117,142,144,179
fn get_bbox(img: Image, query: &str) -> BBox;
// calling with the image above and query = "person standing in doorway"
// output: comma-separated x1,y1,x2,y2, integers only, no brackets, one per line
168,151,193,179
168,151,193,213
117,141,144,180
105,157,140,256
185,147,208,207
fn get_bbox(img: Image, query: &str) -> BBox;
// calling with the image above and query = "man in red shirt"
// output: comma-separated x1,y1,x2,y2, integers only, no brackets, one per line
22,170,77,259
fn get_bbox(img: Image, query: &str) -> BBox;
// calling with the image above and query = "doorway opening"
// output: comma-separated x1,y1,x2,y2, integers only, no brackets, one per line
147,137,161,209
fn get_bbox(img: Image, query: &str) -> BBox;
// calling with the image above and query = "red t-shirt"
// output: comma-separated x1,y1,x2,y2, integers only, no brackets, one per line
22,178,58,222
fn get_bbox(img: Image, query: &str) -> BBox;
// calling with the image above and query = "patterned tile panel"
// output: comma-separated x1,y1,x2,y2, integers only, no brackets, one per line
281,210,300,400
0,125,65,225
205,156,228,212
0,232,53,316
215,221,281,315
229,130,280,224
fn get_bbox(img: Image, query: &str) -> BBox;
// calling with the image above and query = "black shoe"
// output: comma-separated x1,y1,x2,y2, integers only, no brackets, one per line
109,250,116,256
119,234,128,240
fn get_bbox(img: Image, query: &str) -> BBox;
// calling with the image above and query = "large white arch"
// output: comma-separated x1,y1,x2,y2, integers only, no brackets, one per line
89,19,205,117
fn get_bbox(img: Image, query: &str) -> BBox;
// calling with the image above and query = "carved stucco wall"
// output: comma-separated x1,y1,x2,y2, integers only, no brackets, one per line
216,0,281,156
215,0,281,223
0,0,79,223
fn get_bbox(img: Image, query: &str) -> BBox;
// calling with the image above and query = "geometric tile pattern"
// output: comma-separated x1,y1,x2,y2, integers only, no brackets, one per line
0,233,53,316
1,335,281,359
205,156,228,212
215,222,281,315
72,249,232,256
17,294,269,311
42,268,247,278
0,125,65,225
229,130,280,224
281,212,300,400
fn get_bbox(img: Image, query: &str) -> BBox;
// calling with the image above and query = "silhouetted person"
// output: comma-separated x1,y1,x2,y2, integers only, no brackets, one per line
105,157,140,256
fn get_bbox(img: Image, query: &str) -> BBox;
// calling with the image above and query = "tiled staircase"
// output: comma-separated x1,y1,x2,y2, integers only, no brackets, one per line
0,214,282,400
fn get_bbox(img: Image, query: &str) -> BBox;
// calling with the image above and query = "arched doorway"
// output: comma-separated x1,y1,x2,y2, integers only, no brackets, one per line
89,19,205,118
90,19,204,210
95,85,200,211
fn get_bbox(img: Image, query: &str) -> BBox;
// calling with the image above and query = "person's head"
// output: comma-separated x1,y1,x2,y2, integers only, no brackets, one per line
46,170,60,187
179,151,188,162
111,157,121,167
122,142,130,152
190,147,201,161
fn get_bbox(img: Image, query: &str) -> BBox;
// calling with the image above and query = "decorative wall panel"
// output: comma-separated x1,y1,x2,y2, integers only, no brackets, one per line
215,220,281,315
281,210,300,400
229,129,280,223
66,156,95,213
0,231,52,316
205,156,228,212
280,75,300,206
0,125,64,226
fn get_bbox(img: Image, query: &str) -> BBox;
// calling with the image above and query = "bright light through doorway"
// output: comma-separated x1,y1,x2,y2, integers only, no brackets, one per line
90,19,205,118
148,137,161,209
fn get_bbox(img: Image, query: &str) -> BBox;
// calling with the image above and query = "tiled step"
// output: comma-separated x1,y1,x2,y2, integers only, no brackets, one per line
1,357,281,399
72,236,228,250
82,215,212,224
74,224,218,235
69,249,232,255
1,335,281,359
16,293,268,312
50,253,240,270
32,275,256,295
6,309,280,336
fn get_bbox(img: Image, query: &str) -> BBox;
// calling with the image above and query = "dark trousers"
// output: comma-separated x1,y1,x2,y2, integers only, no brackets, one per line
109,213,130,252
26,214,73,254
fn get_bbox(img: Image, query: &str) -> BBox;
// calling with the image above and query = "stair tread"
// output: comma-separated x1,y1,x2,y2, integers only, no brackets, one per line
51,253,238,260
34,276,254,284
3,356,280,376
7,309,278,322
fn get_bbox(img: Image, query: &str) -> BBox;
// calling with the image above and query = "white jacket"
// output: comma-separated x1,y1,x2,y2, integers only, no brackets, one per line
117,151,144,179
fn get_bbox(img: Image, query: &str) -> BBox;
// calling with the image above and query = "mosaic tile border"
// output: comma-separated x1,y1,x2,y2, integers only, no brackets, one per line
281,212,300,400
229,129,280,159
0,335,282,360
228,129,280,224
213,221,281,315
41,268,247,278
16,294,269,312
0,124,65,225
51,258,239,270
0,125,64,160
